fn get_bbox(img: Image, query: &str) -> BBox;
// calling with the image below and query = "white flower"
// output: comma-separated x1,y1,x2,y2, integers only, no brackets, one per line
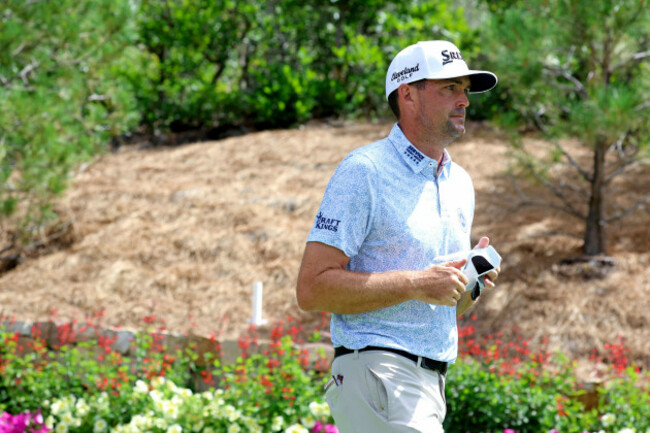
203,428,214,433
271,416,284,431
302,415,316,429
45,416,55,429
167,424,183,433
60,412,75,426
192,420,204,432
94,419,108,433
153,399,165,413
96,393,110,412
223,405,241,422
171,395,183,407
150,389,164,402
51,400,66,415
135,380,149,394
162,401,180,419
151,376,166,389
55,424,69,433
75,398,90,417
242,418,261,430
131,415,151,429
178,388,193,398
155,418,168,430
617,429,636,433
308,401,330,419
201,391,214,401
227,425,241,433
601,413,616,427
285,424,309,433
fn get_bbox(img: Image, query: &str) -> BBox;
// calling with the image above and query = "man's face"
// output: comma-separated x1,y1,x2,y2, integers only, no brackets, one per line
412,77,471,144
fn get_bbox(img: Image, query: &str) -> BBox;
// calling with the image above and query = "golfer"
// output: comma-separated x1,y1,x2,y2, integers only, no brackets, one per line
296,40,501,432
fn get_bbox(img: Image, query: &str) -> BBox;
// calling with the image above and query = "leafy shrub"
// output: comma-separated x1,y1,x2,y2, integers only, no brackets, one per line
0,0,141,237
2,314,648,433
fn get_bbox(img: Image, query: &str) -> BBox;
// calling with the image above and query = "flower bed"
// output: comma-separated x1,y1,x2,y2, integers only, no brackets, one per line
1,313,648,433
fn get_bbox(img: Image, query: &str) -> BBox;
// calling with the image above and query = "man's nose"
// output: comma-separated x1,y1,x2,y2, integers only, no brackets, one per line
457,92,470,108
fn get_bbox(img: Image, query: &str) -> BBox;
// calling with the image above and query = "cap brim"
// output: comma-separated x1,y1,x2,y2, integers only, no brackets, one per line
423,70,497,94
466,71,498,94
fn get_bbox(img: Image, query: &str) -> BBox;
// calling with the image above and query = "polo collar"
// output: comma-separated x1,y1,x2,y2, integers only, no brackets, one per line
388,123,452,176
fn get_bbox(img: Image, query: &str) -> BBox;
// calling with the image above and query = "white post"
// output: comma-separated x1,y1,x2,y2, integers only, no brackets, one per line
250,281,268,326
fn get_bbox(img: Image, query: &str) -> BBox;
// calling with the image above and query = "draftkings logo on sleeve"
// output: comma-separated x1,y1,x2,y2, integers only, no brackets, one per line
315,212,341,232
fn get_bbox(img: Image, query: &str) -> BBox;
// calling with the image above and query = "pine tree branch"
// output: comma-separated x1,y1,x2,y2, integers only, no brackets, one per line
606,194,650,223
543,64,589,99
611,50,650,72
554,142,592,182
605,132,641,184
510,174,587,220
25,0,50,6
522,158,589,216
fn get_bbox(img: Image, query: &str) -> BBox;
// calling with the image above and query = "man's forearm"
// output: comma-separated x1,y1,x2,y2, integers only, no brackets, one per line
297,242,468,314
298,267,418,314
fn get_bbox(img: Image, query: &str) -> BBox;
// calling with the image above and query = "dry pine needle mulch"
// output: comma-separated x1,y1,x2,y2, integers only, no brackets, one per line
1,120,648,370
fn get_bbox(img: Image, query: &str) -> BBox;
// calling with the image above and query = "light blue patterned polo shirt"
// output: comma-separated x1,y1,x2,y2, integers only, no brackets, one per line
307,123,475,363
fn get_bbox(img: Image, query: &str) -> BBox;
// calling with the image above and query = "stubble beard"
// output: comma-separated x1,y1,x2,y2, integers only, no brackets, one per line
426,118,465,149
416,109,466,150
444,119,465,144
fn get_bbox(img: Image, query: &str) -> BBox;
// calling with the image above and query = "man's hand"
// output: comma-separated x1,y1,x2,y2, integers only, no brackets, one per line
473,237,500,290
412,259,469,306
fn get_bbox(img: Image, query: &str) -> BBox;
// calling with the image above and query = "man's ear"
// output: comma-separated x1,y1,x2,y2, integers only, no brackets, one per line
398,83,417,116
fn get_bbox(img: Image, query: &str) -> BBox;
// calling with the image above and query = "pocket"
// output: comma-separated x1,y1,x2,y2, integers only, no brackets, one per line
365,366,389,419
324,375,343,410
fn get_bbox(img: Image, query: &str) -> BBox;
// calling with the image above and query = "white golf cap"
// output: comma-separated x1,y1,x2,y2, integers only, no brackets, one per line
385,40,497,99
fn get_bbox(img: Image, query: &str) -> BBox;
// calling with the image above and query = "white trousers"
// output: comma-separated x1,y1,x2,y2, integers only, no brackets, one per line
325,350,447,433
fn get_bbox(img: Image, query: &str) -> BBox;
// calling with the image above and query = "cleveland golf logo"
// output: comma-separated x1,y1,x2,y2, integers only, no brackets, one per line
315,212,341,232
391,64,419,83
441,50,465,65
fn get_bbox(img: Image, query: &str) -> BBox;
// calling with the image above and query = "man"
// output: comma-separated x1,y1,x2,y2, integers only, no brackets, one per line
296,40,501,432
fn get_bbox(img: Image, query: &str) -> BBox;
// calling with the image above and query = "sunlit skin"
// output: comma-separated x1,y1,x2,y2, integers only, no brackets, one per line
397,77,471,163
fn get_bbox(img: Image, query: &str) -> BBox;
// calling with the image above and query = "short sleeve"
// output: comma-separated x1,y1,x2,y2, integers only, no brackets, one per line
307,153,376,258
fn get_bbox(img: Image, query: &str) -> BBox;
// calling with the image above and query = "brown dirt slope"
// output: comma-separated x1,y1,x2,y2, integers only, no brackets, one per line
1,121,648,369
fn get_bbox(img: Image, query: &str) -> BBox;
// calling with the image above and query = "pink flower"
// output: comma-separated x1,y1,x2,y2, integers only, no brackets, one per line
312,422,338,433
0,411,50,433
504,430,516,433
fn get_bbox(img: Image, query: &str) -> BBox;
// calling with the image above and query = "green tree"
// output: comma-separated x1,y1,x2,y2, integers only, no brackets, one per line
133,0,258,132
483,0,650,256
132,0,477,131
0,0,140,247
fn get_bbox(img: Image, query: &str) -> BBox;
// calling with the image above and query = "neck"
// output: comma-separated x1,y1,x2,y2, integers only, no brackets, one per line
398,121,449,163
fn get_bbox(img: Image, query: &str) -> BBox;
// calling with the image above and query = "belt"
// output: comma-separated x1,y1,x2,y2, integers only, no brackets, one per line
334,345,448,375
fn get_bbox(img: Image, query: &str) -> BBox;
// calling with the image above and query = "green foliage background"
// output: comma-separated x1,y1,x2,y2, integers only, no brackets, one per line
1,0,648,249
0,0,140,238
0,0,484,239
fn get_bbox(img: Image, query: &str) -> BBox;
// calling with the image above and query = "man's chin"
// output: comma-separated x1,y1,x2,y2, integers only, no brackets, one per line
447,120,466,138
